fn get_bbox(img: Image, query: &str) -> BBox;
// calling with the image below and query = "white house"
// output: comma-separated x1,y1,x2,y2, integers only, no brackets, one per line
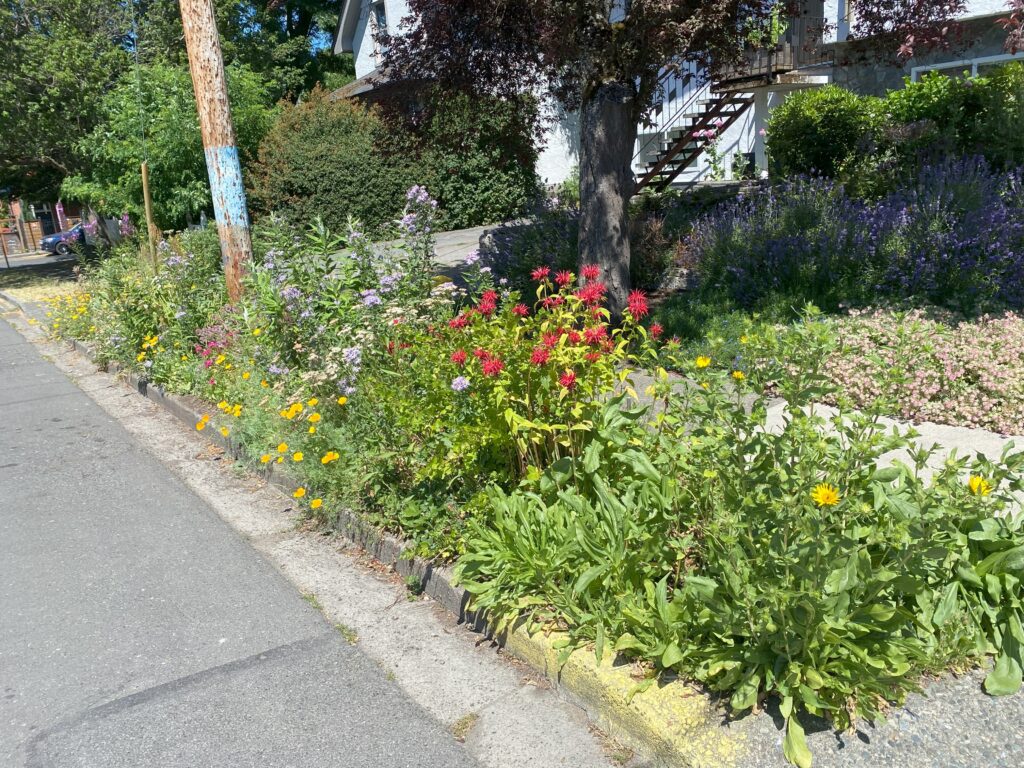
334,1,1023,191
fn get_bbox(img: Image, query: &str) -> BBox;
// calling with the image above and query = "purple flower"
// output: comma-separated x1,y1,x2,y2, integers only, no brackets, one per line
451,376,471,392
342,347,362,367
465,250,481,265
361,289,382,306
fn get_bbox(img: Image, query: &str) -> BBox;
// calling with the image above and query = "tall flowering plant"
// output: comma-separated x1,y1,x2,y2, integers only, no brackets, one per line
364,265,655,488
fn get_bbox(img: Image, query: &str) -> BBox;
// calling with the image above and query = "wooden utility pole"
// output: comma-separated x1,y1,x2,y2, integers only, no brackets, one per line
179,0,252,301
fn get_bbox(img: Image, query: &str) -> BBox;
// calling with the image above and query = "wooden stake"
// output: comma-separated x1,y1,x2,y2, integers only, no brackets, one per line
141,160,159,262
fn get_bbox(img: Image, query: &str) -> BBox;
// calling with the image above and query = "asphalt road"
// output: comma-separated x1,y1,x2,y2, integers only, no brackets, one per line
0,315,476,767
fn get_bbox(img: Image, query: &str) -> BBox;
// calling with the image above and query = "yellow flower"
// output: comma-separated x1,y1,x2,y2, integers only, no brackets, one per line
215,354,226,365
308,426,316,434
811,483,841,507
277,442,288,453
695,356,711,369
261,380,269,388
276,456,284,464
739,335,749,344
292,452,304,462
308,413,321,423
279,409,290,419
321,451,340,464
219,426,230,437
260,454,271,464
181,355,188,362
195,421,206,431
218,400,229,410
337,396,348,406
968,475,992,496
136,351,147,362
310,498,323,510
242,371,251,380
731,370,746,381
232,404,242,417
293,487,306,498
252,328,262,336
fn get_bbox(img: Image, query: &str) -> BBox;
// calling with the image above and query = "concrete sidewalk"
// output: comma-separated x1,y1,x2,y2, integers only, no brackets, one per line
0,316,476,767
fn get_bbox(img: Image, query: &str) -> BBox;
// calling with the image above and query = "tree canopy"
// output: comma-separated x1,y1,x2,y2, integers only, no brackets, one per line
62,62,276,228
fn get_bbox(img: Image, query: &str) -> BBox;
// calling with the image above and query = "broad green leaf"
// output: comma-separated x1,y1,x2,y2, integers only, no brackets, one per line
573,564,607,596
932,582,959,627
661,642,684,669
984,650,1023,695
783,713,813,768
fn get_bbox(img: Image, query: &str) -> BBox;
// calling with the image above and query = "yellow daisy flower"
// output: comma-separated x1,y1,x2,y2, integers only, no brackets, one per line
811,483,840,507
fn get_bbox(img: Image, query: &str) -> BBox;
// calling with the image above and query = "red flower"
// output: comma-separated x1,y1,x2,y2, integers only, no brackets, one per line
386,341,396,354
581,264,601,281
531,266,551,281
649,322,663,339
583,325,608,345
542,295,565,309
480,290,498,304
450,349,467,366
575,281,607,306
481,358,505,376
530,347,550,365
511,303,530,317
627,290,650,320
448,313,470,329
567,330,582,345
472,347,490,360
555,270,574,287
559,369,577,390
542,332,560,349
585,351,602,363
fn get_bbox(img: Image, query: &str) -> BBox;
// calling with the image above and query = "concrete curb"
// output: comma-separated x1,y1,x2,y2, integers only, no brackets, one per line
4,295,742,767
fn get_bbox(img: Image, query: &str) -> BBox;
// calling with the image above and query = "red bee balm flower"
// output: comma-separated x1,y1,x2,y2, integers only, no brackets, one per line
627,290,650,320
583,325,608,345
581,264,601,281
450,349,467,366
472,347,490,360
575,281,607,306
448,313,470,329
559,369,577,390
531,266,551,281
567,330,582,345
481,358,505,376
530,347,550,365
555,270,574,287
512,303,530,317
542,332,560,349
480,290,498,304
585,352,602,363
649,322,663,339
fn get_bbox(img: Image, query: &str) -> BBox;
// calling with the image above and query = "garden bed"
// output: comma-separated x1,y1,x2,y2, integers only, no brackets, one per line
42,186,1024,767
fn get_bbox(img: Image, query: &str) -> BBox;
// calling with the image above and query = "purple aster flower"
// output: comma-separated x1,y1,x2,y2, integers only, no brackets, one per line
451,376,471,392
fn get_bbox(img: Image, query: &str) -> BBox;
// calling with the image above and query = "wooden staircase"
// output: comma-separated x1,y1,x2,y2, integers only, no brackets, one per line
634,90,753,193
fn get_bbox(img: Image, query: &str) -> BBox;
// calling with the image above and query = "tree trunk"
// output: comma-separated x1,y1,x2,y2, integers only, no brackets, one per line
579,81,638,319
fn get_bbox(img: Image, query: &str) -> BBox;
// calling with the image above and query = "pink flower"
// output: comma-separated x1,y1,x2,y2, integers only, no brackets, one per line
581,264,601,281
512,303,530,317
481,358,504,377
555,270,574,287
627,290,650,320
575,281,607,306
649,323,663,339
559,369,577,390
450,349,467,366
530,347,550,365
531,266,550,281
583,325,608,345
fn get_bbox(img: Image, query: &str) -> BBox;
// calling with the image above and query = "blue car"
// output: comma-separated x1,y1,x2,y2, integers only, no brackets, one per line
40,223,85,255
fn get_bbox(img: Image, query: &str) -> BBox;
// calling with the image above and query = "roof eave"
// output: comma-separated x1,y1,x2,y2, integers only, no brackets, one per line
333,0,361,55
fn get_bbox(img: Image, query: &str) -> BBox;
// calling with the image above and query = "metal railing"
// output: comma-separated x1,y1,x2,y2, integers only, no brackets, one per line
633,62,711,167
716,16,832,84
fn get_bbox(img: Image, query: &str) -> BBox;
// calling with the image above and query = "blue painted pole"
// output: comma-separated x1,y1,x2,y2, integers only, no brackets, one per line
179,0,253,301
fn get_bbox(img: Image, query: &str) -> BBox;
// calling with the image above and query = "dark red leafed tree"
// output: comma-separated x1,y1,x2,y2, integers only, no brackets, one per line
383,1,1021,315
382,0,778,316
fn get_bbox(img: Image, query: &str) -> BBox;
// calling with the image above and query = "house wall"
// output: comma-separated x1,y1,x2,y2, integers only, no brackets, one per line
352,0,412,78
833,13,1022,96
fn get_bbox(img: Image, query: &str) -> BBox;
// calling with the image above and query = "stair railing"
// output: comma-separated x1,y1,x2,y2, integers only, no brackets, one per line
632,62,711,169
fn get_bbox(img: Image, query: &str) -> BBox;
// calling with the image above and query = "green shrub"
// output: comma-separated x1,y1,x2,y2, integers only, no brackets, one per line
766,85,882,176
457,314,1024,767
249,88,425,235
416,91,540,229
